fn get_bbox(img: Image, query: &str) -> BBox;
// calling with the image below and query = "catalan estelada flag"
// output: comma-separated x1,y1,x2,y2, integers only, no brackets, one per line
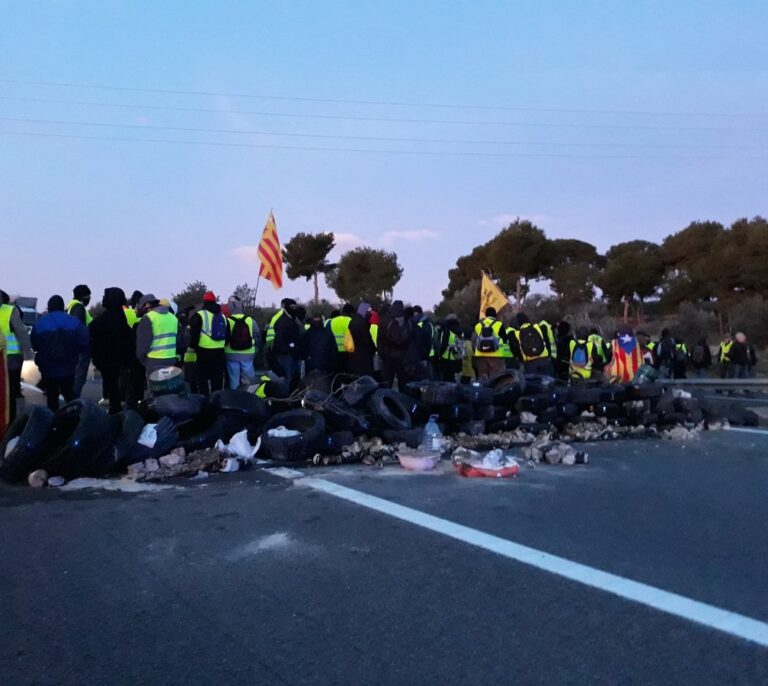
607,332,643,382
258,211,283,289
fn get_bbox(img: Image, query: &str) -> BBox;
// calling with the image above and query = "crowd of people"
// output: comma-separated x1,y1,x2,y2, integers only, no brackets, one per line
0,286,760,420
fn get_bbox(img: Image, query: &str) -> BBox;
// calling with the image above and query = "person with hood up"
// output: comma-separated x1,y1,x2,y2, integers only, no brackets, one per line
300,313,338,377
66,284,93,397
224,296,260,389
189,291,227,395
271,299,302,389
89,287,134,414
345,302,377,377
437,314,464,382
378,300,417,388
0,289,32,422
728,333,750,379
135,294,181,381
554,320,574,381
31,295,89,411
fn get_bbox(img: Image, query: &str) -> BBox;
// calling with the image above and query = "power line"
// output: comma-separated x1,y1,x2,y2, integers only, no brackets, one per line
0,115,762,150
2,129,766,160
1,77,765,118
1,95,766,133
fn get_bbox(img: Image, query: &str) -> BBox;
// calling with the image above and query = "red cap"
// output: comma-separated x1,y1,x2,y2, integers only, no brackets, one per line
203,291,216,302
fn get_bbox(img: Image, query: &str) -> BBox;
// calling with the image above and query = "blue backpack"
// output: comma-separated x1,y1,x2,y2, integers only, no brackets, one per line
210,313,228,342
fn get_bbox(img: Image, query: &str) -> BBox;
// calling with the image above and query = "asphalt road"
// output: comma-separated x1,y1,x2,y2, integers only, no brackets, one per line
2,430,767,684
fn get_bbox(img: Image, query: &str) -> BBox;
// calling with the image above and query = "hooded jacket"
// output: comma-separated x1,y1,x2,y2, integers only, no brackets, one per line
300,319,338,373
89,287,134,370
31,310,89,378
347,306,376,376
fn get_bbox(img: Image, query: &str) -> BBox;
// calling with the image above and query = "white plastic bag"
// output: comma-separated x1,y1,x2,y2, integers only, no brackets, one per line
138,424,158,448
214,429,261,459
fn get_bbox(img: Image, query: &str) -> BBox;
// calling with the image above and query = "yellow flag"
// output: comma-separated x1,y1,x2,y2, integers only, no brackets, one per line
479,272,509,319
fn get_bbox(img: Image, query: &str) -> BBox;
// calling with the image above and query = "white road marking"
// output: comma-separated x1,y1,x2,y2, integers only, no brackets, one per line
270,469,768,648
726,427,768,436
20,382,43,395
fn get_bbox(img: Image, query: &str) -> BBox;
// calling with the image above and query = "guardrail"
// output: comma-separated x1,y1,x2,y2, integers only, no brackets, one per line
655,378,768,389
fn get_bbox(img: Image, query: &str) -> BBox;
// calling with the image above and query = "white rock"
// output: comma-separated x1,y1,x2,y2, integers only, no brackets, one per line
144,458,160,473
47,476,66,487
159,453,185,468
126,462,145,476
28,469,48,488
171,447,186,458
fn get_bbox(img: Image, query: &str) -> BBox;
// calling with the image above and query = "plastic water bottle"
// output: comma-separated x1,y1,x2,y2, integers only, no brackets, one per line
422,415,443,453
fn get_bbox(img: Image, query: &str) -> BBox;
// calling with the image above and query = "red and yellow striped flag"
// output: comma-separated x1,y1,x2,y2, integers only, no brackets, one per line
258,211,283,289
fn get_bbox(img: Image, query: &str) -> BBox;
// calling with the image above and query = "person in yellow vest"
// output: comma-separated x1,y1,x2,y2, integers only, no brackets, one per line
177,305,199,393
66,284,93,398
135,294,181,382
718,331,733,379
225,296,261,389
0,329,7,436
568,327,596,381
509,312,554,375
437,314,464,382
189,291,227,396
472,307,507,379
588,327,610,374
0,289,32,423
327,303,354,372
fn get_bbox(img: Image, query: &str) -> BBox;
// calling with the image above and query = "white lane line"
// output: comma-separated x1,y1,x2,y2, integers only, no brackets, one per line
270,469,768,648
726,427,768,436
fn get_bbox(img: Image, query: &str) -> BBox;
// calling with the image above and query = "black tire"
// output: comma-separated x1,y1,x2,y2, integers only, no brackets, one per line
626,384,662,401
341,376,379,407
110,410,145,469
594,402,623,419
488,415,521,432
317,431,355,455
551,386,573,404
40,400,117,479
382,428,423,448
557,403,580,420
523,374,556,395
368,390,413,431
488,370,526,392
674,397,700,413
391,392,431,425
420,382,461,407
517,394,551,415
262,410,326,461
146,393,208,422
298,369,332,394
461,383,494,406
683,408,704,424
725,405,759,427
403,380,433,400
455,420,486,436
473,404,496,422
0,406,54,482
439,403,474,424
302,389,369,433
519,422,551,434
570,386,603,406
125,416,180,464
211,389,268,420
599,386,626,404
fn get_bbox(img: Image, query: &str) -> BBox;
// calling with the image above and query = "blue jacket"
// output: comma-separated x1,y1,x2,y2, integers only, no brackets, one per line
31,311,90,378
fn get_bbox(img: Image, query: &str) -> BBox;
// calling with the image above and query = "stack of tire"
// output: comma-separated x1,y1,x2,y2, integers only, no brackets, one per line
0,389,269,483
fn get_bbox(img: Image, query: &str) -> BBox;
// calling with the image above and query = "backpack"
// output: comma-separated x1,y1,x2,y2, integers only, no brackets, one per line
571,342,589,369
692,343,706,365
476,320,499,353
519,325,545,359
386,317,411,349
210,312,228,342
673,345,688,364
229,317,253,351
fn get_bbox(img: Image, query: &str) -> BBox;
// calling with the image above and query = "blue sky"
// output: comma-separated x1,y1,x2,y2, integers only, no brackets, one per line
1,1,767,310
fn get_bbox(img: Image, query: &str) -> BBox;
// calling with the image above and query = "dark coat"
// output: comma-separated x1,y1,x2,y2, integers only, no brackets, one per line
89,288,134,370
346,314,376,377
300,322,338,373
31,311,89,378
273,309,302,357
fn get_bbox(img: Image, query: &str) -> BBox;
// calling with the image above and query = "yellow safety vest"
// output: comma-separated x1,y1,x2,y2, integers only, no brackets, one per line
123,306,139,328
539,320,556,352
225,315,256,355
569,339,594,380
146,311,178,360
461,341,476,379
440,331,461,360
265,310,283,348
370,323,379,347
328,316,352,352
719,340,733,363
417,319,436,358
198,310,225,350
588,334,607,362
67,299,93,326
183,348,197,363
473,318,504,358
515,323,550,362
500,326,514,359
0,304,19,356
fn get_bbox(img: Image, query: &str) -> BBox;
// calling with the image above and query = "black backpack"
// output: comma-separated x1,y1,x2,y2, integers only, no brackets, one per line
519,325,545,359
476,320,499,353
692,344,706,365
386,317,412,349
229,317,253,351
